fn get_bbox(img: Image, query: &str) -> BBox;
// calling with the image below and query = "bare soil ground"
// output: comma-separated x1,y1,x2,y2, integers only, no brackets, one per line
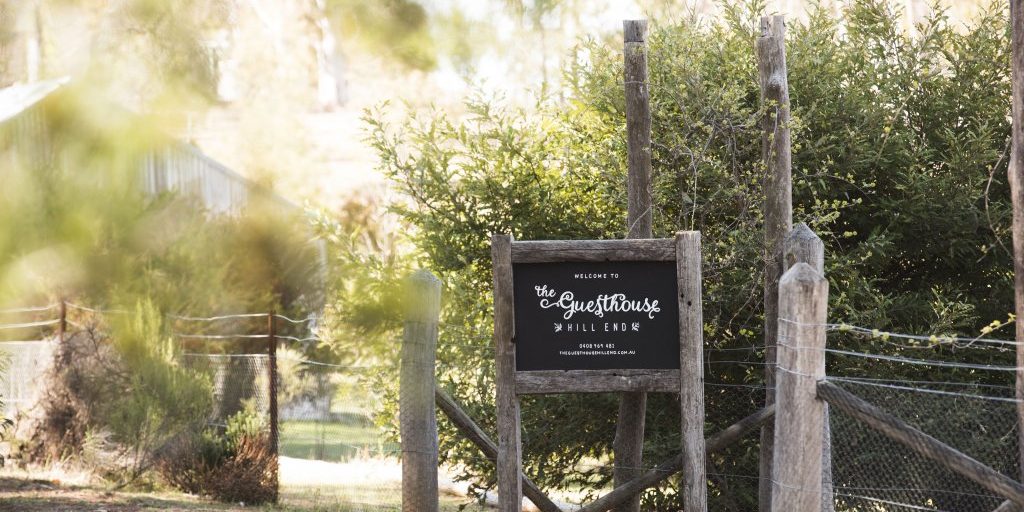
0,475,245,512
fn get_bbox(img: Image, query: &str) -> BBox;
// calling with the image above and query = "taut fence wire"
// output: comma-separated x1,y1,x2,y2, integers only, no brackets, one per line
6,299,1024,511
0,302,403,510
772,316,1024,512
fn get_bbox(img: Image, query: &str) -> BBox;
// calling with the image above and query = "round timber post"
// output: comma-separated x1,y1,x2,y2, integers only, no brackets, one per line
400,269,442,512
617,19,653,512
772,263,828,512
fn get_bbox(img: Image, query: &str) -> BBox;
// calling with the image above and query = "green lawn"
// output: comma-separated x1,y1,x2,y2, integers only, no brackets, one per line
280,483,492,511
277,418,496,511
280,419,397,462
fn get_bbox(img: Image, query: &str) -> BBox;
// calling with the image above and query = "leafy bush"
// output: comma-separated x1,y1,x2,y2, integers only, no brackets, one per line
25,301,213,482
157,404,277,505
363,0,1019,509
277,347,331,407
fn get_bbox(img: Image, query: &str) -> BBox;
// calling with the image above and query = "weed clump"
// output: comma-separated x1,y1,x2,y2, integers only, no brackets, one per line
157,404,277,505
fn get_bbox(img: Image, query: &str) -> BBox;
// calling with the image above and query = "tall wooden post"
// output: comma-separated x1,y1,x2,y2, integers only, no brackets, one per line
783,224,834,512
616,19,653,512
267,311,279,502
400,270,442,512
624,19,653,241
756,15,792,512
772,262,828,512
1009,0,1024,482
492,235,522,512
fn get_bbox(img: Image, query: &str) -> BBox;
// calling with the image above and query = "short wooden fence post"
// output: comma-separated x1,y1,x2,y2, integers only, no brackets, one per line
771,262,828,512
267,310,280,502
58,299,66,344
783,224,834,512
400,269,442,512
56,299,68,367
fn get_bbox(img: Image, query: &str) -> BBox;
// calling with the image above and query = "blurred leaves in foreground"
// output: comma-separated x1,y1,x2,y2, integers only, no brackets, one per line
0,80,325,486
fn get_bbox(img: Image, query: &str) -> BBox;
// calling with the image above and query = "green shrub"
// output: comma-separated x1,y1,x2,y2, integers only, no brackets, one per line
26,301,213,482
277,347,336,409
102,302,214,480
157,404,277,505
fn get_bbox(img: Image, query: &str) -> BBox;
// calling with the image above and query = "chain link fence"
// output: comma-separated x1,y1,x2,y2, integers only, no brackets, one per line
704,343,769,511
0,339,56,418
181,353,271,426
828,377,1019,512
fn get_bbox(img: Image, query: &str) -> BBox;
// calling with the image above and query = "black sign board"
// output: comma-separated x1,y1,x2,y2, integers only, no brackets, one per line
512,260,680,371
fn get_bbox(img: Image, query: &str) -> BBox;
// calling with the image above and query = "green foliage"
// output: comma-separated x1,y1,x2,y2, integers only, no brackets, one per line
329,0,437,71
365,0,1019,509
93,301,214,480
0,85,322,319
224,401,267,451
311,194,409,363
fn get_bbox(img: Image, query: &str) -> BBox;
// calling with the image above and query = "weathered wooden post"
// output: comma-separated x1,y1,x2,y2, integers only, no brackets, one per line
757,14,792,512
623,19,653,240
267,310,279,502
783,224,833,511
772,262,827,512
57,299,66,344
677,231,708,512
491,235,522,512
1009,0,1024,482
617,19,653,512
56,299,69,368
400,269,442,512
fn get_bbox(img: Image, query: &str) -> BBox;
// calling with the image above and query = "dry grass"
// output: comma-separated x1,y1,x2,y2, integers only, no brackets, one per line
0,458,496,511
0,471,242,511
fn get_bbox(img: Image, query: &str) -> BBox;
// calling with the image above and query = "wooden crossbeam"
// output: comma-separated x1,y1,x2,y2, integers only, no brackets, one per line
514,369,679,395
435,389,563,512
437,390,773,512
576,405,776,512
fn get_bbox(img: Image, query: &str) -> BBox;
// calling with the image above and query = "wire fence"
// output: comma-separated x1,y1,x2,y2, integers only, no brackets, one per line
162,308,402,510
789,323,1024,512
0,303,61,418
0,302,408,511
828,377,1018,512
0,339,56,417
7,300,1024,510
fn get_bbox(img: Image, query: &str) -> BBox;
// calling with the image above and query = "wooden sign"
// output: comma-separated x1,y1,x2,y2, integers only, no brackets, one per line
512,261,680,371
490,232,706,512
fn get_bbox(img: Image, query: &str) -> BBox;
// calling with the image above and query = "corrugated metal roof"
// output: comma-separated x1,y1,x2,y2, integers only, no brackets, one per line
0,77,69,124
0,78,300,214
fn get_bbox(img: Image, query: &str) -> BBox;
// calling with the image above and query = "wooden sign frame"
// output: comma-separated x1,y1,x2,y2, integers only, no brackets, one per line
491,231,707,512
